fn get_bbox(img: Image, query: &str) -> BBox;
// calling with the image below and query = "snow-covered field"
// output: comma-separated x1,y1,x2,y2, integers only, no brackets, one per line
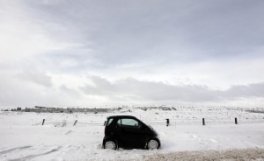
0,107,264,161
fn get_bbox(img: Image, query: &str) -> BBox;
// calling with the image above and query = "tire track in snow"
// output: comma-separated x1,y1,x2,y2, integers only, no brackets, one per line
0,146,32,155
8,146,62,161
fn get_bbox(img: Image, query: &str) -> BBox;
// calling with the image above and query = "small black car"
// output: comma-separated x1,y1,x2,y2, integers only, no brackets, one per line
102,115,160,150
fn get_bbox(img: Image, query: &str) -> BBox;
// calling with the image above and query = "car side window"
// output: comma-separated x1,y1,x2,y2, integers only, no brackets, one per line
106,118,114,126
117,118,140,127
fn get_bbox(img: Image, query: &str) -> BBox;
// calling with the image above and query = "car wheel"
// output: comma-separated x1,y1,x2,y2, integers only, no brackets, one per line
147,139,160,150
104,140,117,150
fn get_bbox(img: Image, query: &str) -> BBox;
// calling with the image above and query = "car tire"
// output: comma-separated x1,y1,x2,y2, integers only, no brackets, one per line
147,139,160,150
103,140,117,150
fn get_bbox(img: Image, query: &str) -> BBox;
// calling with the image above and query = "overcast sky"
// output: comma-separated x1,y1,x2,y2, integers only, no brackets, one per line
1,0,264,108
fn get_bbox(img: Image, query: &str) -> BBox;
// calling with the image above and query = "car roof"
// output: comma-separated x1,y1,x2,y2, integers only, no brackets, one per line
107,115,138,119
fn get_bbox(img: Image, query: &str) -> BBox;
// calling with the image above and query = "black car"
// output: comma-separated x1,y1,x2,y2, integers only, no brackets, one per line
102,115,160,150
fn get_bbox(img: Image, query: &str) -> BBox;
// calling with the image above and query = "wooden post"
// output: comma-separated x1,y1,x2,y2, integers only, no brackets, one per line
202,118,205,126
235,117,238,124
166,119,170,126
73,120,78,126
42,119,45,125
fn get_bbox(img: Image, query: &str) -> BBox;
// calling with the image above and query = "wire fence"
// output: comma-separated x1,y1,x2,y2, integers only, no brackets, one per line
37,117,264,127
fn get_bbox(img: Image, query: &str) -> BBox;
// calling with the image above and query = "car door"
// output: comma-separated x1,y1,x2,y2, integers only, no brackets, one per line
116,118,146,148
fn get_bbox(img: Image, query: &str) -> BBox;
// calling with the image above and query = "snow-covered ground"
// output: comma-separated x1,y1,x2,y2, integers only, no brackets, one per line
0,107,264,161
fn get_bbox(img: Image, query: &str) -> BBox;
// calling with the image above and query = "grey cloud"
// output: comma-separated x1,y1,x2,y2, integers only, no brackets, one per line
22,0,264,69
59,85,80,98
16,70,52,87
1,1,264,107
0,73,81,107
81,76,217,102
224,83,264,98
82,76,264,103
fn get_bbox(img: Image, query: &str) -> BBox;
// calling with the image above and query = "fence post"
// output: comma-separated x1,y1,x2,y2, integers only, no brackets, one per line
166,119,170,126
202,118,205,126
42,119,45,126
235,117,238,124
73,120,78,126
